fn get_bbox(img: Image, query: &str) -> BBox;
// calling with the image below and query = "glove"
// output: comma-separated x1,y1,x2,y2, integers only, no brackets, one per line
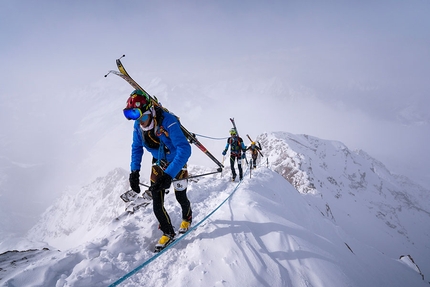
222,150,227,156
129,170,141,193
241,153,246,159
149,173,172,192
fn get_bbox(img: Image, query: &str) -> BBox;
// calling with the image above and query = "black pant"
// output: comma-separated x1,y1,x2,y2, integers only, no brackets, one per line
230,155,243,179
251,153,258,168
150,159,192,236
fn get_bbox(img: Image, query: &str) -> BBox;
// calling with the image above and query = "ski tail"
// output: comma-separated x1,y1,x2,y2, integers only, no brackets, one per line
230,118,239,136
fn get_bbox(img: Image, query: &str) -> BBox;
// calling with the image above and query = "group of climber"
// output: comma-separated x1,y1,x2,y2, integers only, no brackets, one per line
222,128,262,181
120,89,263,250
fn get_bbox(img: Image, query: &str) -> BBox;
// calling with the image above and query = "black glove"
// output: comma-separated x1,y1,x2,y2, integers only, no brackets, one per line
129,170,141,193
149,173,172,192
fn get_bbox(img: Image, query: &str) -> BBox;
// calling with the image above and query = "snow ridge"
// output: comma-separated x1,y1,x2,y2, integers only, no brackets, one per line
1,132,428,286
259,131,430,277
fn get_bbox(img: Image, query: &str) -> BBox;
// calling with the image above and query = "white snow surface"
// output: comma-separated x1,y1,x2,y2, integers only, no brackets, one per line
1,132,429,286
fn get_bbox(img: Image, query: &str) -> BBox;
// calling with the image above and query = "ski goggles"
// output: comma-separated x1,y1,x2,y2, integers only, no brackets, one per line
123,108,142,120
123,108,151,122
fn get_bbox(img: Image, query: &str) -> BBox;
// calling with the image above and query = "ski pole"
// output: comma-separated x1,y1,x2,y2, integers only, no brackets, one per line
137,170,222,188
173,170,222,181
126,169,222,195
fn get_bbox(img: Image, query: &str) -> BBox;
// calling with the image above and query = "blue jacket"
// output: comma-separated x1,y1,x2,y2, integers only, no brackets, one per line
130,111,191,179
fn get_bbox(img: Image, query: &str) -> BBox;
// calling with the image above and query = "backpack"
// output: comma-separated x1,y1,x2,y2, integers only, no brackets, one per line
229,136,243,154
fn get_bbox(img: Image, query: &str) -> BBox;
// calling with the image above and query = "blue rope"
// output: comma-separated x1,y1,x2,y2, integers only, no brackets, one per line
108,166,249,287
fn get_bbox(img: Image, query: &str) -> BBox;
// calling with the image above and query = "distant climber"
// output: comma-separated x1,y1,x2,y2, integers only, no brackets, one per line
246,141,262,169
222,128,247,181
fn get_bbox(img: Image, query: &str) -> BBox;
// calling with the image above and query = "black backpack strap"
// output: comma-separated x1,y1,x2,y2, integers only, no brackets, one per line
154,106,164,124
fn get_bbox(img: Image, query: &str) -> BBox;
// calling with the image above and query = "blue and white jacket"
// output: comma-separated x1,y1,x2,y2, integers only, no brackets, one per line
130,110,191,179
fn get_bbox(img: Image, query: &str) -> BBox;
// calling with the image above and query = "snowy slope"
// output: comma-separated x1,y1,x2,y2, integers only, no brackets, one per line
259,132,430,277
1,132,429,286
25,169,130,251
1,167,427,286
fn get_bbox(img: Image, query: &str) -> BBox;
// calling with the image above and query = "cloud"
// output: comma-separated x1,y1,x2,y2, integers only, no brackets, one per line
1,1,429,237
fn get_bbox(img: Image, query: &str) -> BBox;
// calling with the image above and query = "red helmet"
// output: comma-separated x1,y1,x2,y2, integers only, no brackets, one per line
125,90,152,112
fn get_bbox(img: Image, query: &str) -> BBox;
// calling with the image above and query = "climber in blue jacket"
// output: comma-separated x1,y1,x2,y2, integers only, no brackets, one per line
123,89,192,250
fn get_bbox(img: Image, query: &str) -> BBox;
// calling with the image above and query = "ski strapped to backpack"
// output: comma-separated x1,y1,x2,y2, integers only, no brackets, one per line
229,118,248,165
105,55,224,171
246,134,264,157
230,118,239,136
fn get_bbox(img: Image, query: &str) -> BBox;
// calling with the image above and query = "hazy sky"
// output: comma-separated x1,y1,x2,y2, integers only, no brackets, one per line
1,1,430,234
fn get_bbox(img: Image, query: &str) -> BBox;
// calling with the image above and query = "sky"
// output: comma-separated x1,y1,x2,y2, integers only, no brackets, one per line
1,1,430,235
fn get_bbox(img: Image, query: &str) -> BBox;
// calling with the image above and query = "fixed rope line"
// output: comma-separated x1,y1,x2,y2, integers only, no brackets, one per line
193,133,229,141
108,166,250,287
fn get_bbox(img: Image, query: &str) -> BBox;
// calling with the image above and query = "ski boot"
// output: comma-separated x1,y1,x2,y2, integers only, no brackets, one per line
154,233,175,252
178,220,191,234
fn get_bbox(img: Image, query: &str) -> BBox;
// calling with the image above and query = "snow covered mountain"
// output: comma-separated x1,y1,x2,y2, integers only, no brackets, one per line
1,132,429,286
259,132,430,276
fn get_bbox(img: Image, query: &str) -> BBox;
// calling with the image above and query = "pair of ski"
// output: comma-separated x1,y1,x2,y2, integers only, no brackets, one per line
105,55,224,173
246,134,264,157
230,118,249,166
